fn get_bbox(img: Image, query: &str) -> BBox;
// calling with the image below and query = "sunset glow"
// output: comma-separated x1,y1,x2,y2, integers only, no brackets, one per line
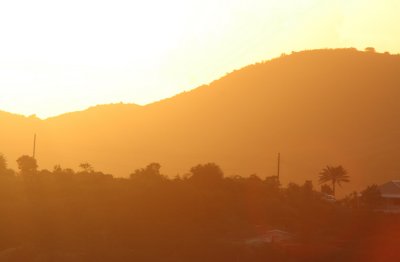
0,0,399,118
2,1,400,260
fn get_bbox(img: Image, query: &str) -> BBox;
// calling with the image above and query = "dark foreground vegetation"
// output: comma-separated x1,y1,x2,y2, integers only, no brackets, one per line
0,154,399,261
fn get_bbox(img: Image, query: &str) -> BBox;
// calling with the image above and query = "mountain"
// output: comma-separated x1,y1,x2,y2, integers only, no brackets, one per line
2,48,400,194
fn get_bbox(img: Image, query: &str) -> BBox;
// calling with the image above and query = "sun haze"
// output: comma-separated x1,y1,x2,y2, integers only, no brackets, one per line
2,1,400,260
0,0,399,118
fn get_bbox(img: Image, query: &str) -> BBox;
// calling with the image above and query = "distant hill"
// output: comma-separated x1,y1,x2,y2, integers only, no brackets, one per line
2,48,400,194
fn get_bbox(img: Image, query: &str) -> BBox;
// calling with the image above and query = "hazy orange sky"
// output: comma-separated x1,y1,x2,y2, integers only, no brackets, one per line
1,0,399,118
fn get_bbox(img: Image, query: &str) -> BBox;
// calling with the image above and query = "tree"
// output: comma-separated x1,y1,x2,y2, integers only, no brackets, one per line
0,154,6,173
302,180,313,195
16,155,38,175
265,175,280,187
130,162,166,183
321,184,334,195
0,154,15,177
79,162,94,173
360,184,383,209
365,47,376,53
318,165,349,196
188,163,223,186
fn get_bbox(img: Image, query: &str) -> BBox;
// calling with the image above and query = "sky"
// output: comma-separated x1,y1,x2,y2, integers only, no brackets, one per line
0,0,399,118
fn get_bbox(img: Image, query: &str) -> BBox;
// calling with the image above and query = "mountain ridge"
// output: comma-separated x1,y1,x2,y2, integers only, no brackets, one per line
2,48,400,195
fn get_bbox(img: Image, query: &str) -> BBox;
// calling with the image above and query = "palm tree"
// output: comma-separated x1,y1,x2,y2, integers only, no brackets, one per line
319,165,349,196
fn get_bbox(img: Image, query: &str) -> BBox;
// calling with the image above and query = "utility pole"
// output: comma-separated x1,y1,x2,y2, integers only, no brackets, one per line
277,152,280,184
32,133,36,159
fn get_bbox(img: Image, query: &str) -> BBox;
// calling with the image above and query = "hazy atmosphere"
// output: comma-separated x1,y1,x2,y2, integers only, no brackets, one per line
1,1,400,261
1,0,399,118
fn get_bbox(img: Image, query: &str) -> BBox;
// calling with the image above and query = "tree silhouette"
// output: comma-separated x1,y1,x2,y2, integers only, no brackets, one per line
130,162,166,182
16,155,38,176
0,153,388,261
79,162,94,173
0,154,15,177
360,184,382,209
319,165,349,196
0,154,6,173
321,184,334,195
188,163,223,186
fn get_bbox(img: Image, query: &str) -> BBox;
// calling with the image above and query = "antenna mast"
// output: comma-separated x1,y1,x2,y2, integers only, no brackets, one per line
32,133,36,159
277,152,280,183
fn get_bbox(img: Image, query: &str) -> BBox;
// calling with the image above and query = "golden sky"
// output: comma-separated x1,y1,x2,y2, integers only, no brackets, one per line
0,0,399,118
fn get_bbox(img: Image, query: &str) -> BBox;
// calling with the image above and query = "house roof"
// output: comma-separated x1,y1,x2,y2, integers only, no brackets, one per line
379,181,400,198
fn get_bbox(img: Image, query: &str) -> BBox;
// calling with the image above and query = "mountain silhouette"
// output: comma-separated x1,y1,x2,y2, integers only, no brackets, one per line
2,48,400,194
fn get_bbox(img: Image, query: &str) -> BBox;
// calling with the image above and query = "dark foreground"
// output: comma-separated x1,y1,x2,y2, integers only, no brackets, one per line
0,162,399,261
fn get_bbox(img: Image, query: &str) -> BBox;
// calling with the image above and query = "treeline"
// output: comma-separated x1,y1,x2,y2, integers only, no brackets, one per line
0,154,395,261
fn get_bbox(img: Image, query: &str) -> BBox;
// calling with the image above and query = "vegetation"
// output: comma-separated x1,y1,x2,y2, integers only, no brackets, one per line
319,165,350,196
2,49,400,194
360,184,383,208
16,155,38,176
0,153,398,261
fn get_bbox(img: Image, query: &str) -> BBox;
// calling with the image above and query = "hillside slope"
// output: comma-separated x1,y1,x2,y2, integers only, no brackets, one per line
2,48,400,194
